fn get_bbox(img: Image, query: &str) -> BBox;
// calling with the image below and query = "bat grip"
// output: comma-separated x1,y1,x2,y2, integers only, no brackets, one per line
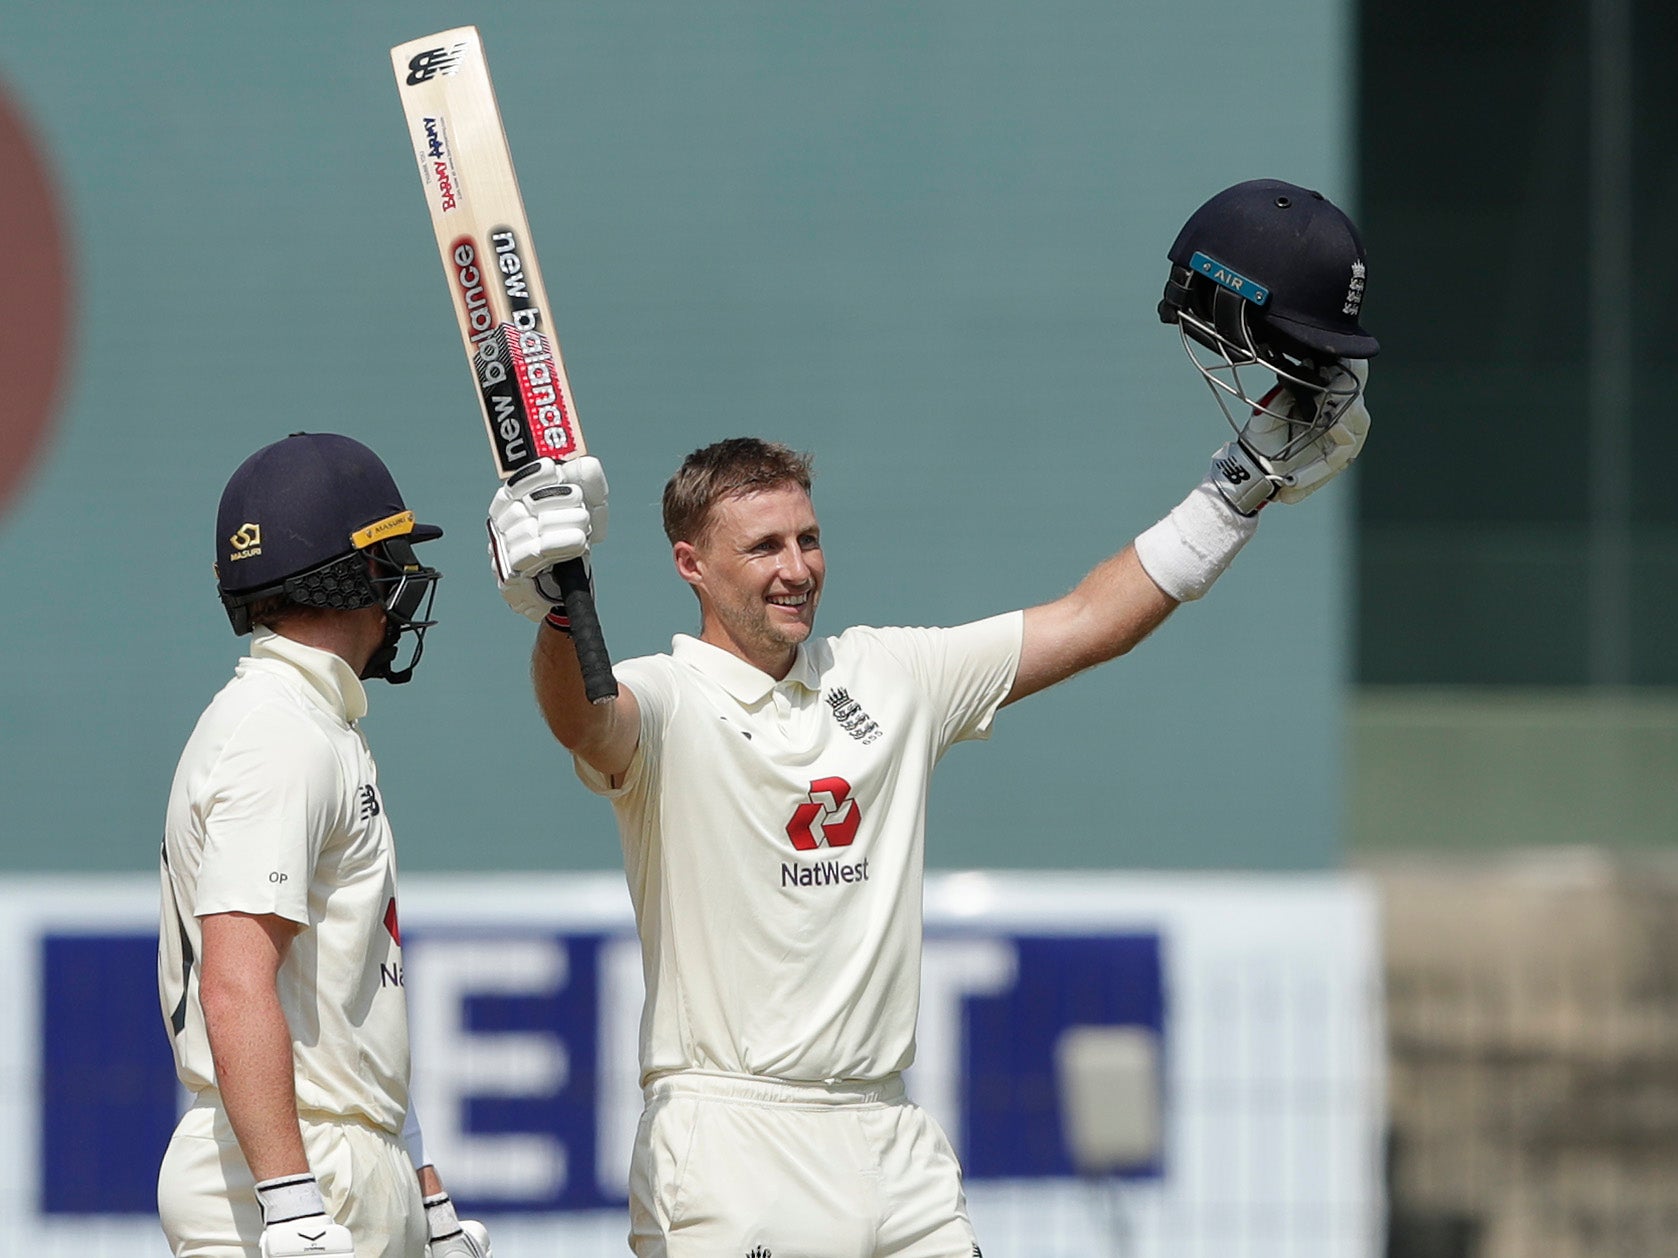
553,557,618,704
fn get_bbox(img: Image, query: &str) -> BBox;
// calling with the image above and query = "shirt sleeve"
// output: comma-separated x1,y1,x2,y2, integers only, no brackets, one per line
864,612,1024,754
193,703,343,925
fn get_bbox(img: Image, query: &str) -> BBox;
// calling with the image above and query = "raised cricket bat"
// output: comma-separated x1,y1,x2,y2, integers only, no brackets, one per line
391,25,617,702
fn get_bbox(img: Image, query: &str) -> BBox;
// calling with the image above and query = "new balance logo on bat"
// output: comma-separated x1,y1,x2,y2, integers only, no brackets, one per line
405,43,467,85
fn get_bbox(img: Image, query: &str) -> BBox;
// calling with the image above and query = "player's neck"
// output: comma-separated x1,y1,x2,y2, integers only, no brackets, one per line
697,623,798,681
270,607,384,678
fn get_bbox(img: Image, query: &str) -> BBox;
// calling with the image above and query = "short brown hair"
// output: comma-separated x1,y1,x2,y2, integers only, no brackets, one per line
241,594,337,633
242,593,305,631
662,438,814,545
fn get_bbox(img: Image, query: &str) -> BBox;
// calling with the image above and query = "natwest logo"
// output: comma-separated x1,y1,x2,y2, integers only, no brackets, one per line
786,776,860,850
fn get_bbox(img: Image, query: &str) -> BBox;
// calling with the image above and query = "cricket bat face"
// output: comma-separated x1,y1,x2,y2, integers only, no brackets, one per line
393,26,617,704
391,26,586,480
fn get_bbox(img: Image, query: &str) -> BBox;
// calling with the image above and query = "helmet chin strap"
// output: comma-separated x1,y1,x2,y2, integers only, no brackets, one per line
361,619,420,685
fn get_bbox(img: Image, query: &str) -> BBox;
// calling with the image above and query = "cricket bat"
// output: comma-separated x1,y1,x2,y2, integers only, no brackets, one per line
391,25,617,703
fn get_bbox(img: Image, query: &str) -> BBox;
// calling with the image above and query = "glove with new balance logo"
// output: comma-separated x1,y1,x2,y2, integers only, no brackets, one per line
1211,358,1371,516
1208,438,1273,517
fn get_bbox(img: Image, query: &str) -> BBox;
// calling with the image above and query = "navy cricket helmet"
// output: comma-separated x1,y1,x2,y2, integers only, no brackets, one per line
214,432,442,683
1160,178,1378,366
1158,179,1378,452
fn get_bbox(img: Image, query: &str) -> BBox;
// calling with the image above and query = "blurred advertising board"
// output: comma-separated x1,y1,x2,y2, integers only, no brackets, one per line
0,872,1381,1258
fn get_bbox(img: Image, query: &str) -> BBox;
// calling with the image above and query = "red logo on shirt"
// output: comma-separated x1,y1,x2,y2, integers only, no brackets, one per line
786,777,860,850
383,896,401,945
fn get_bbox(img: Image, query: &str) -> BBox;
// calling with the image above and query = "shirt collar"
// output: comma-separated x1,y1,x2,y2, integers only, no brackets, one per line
250,628,370,722
671,634,821,703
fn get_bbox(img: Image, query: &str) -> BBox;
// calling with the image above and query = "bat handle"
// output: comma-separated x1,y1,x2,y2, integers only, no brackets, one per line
554,557,618,704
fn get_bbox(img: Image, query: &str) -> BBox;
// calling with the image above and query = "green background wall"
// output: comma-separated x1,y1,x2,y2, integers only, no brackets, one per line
1346,0,1678,855
0,1,1355,872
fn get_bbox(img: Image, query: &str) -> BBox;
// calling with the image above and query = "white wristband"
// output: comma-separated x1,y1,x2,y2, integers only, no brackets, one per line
402,1102,429,1171
255,1174,327,1224
1133,479,1259,602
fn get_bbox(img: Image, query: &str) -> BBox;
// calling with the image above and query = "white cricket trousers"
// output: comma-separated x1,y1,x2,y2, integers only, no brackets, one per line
157,1090,426,1258
629,1071,981,1258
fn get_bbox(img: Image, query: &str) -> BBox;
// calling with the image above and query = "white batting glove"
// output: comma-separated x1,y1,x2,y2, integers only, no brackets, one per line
424,1192,492,1257
1236,359,1371,506
259,1221,354,1258
255,1176,354,1258
486,456,609,623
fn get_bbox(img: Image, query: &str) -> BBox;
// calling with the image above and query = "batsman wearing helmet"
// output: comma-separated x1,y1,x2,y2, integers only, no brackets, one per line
156,433,488,1258
484,179,1377,1257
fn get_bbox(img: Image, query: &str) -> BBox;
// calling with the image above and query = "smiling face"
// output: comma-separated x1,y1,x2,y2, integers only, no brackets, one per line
674,483,825,678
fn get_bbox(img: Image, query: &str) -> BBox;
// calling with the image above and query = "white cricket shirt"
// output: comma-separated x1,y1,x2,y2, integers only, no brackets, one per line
158,630,411,1132
578,613,1022,1085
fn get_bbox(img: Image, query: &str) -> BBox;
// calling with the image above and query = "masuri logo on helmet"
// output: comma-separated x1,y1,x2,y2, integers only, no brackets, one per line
227,524,263,560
